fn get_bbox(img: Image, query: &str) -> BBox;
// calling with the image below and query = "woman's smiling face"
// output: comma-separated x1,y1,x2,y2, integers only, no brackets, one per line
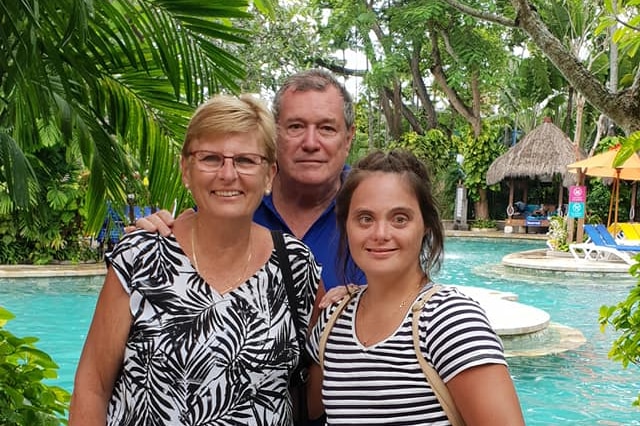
346,171,426,279
181,131,275,220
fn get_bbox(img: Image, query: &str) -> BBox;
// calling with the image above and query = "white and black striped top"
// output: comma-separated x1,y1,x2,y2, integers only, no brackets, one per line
307,284,506,425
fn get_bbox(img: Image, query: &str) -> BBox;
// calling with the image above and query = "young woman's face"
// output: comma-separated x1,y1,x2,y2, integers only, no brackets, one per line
346,172,426,279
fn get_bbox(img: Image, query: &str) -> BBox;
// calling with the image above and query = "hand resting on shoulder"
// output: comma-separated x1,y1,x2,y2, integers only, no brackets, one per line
125,209,192,236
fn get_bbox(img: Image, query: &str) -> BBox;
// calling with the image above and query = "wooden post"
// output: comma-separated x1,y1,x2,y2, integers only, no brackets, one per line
568,217,575,243
557,182,564,213
631,182,637,222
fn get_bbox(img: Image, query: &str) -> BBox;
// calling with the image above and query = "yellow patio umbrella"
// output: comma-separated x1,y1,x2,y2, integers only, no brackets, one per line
567,145,640,226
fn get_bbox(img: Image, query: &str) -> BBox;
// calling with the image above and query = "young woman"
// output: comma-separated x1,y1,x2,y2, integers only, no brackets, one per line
69,94,321,425
307,150,525,425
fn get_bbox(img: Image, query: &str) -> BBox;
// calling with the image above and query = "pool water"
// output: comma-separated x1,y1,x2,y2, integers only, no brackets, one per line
2,238,639,424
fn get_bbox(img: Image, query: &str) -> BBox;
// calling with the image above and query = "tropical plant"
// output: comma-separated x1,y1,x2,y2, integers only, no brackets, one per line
546,215,569,252
235,1,331,96
1,0,274,237
599,129,640,408
388,129,453,174
0,307,70,425
441,0,640,133
599,271,640,407
0,143,98,264
453,120,507,211
470,218,496,229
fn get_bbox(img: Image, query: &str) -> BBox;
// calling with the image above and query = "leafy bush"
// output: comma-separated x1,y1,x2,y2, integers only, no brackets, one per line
0,307,70,425
546,215,569,251
599,262,640,408
0,144,100,265
598,130,640,408
471,218,496,229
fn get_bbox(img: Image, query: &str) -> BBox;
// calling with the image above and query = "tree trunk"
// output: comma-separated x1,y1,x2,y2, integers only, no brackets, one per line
410,42,438,130
573,93,585,146
511,0,640,132
475,188,490,219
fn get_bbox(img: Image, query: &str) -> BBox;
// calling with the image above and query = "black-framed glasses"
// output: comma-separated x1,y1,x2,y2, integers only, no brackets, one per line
189,151,268,175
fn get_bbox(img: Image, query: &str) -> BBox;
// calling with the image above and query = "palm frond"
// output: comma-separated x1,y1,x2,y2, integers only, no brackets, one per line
2,0,259,233
0,132,37,208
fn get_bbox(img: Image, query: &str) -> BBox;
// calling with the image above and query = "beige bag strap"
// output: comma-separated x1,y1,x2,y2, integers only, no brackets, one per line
319,293,353,367
411,285,467,426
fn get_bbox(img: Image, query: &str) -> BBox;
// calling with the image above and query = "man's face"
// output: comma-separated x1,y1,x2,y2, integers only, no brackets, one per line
276,86,354,187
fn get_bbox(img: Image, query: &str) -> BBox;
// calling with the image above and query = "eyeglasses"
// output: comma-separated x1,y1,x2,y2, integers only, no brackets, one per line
188,151,268,175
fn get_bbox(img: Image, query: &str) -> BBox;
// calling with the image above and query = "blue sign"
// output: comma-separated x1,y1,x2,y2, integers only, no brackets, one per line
568,202,585,219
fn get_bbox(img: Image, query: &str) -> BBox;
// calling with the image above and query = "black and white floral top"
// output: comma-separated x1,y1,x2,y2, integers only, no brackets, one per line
105,230,320,425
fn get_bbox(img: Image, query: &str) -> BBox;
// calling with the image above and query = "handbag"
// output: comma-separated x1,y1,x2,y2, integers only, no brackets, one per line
272,231,310,426
319,285,466,426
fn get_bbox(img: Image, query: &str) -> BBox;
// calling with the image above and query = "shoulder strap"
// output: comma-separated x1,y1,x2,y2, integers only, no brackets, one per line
272,231,305,344
272,230,310,425
318,293,353,367
411,285,467,426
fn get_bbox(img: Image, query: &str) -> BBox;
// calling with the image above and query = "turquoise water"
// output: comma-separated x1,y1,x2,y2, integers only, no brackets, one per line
1,238,639,424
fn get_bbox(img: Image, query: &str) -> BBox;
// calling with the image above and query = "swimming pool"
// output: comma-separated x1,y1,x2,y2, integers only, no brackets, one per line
1,238,639,424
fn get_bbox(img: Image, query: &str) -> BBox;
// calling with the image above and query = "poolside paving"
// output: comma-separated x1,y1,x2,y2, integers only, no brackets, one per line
0,262,106,278
4,228,628,357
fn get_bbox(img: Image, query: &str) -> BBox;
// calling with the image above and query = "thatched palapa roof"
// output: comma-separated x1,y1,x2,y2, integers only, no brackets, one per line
486,118,583,188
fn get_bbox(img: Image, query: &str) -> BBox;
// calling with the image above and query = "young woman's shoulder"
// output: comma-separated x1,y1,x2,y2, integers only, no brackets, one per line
429,285,483,306
420,284,489,325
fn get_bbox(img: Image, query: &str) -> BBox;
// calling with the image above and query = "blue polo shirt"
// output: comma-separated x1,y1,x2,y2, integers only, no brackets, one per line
253,167,366,290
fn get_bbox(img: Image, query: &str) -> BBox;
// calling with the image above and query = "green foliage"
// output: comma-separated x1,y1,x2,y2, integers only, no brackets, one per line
516,56,561,105
388,129,453,174
236,1,333,94
599,267,640,407
597,0,640,60
584,178,633,224
0,144,98,264
600,128,640,408
0,307,70,425
1,0,263,235
613,131,640,168
547,215,569,252
454,121,507,202
471,218,496,229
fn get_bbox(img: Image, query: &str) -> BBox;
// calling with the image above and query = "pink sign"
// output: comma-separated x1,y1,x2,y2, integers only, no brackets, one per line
569,186,587,203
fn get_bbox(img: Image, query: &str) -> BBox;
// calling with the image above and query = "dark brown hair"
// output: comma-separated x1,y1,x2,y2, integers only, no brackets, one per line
335,150,444,281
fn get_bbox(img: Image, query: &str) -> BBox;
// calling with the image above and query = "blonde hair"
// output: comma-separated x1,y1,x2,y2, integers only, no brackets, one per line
182,94,276,164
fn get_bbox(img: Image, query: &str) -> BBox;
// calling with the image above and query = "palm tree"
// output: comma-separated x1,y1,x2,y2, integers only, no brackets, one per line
1,0,273,231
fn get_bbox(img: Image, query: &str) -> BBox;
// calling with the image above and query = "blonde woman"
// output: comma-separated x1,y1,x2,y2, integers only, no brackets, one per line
70,94,321,425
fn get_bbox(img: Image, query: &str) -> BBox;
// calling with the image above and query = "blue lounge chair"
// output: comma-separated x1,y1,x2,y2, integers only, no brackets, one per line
569,224,640,264
594,224,640,250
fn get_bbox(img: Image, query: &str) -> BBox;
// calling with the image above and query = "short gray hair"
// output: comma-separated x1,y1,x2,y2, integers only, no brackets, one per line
272,69,355,129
